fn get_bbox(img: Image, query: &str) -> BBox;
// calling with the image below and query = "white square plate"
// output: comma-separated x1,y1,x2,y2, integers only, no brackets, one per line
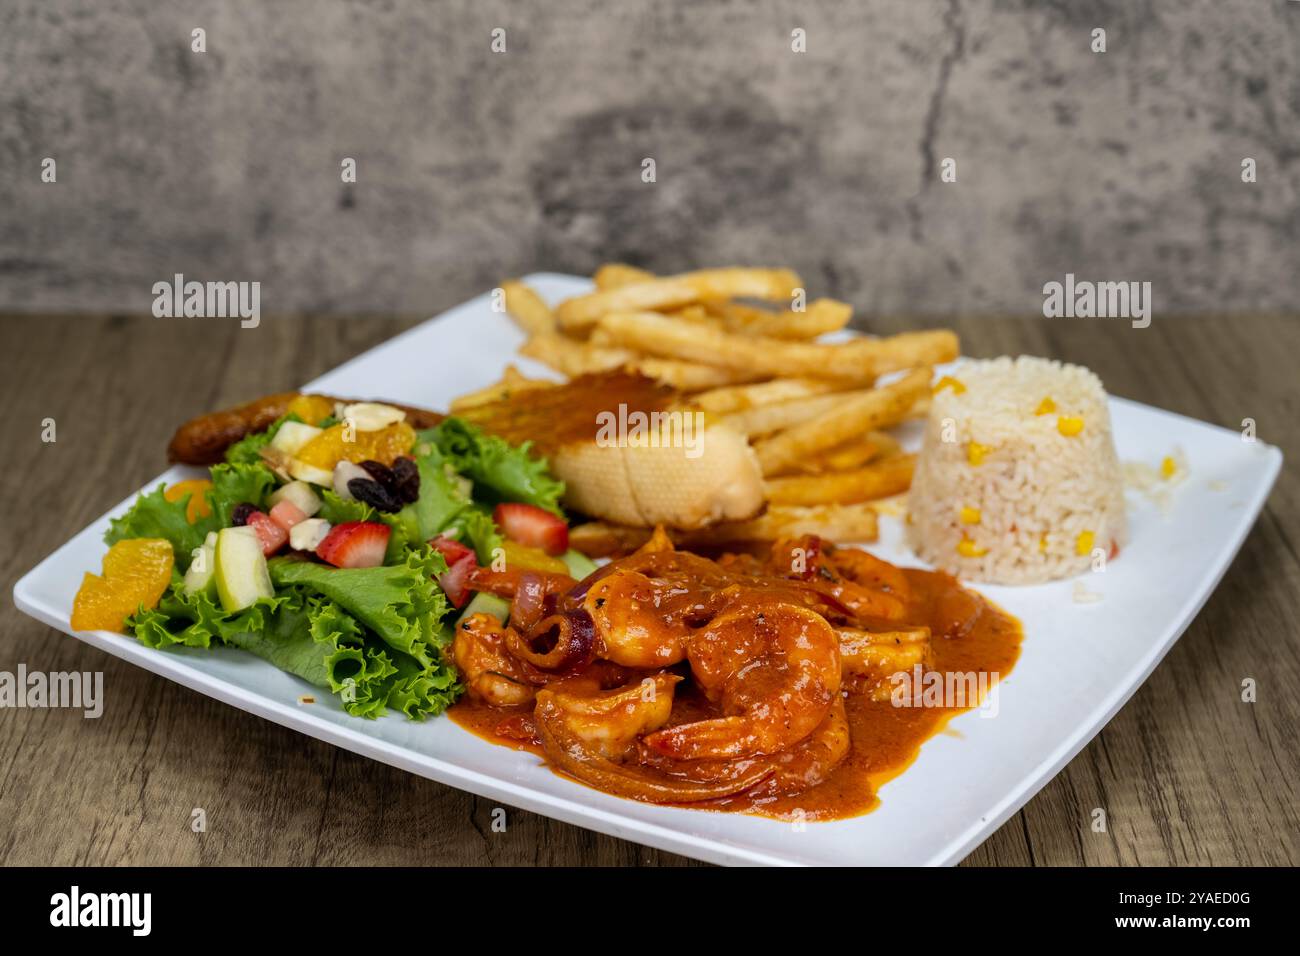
13,274,1283,866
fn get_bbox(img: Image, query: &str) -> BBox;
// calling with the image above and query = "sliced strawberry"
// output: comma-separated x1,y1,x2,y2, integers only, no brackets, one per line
429,534,475,567
430,535,478,609
440,554,477,609
316,521,390,569
268,499,308,533
493,503,568,556
245,510,289,556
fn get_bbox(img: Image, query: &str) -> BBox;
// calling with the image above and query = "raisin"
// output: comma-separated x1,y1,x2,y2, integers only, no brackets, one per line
230,503,256,526
390,456,420,503
359,459,395,488
348,477,402,513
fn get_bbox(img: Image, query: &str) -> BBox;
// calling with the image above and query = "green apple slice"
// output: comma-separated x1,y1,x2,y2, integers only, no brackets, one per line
287,457,335,487
454,592,511,631
214,527,274,613
560,548,598,581
183,531,219,597
267,480,322,517
269,421,322,456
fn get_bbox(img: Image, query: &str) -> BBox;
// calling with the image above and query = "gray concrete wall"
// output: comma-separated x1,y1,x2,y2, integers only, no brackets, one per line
2,0,1298,320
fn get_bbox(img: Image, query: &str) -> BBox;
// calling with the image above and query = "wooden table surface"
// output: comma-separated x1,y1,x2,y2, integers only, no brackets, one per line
2,311,1297,866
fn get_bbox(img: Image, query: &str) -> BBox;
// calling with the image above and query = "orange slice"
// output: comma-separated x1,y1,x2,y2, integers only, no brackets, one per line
164,479,213,523
295,421,416,470
71,539,175,633
286,393,337,426
499,540,569,575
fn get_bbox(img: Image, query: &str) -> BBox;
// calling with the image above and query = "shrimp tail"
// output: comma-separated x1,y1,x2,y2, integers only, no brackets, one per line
641,716,760,761
535,696,772,803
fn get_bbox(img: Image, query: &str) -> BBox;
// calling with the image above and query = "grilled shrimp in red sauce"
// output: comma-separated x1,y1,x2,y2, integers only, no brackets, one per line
450,527,1022,819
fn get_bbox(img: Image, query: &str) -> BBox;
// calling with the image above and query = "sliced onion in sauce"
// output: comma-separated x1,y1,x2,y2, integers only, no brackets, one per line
505,608,595,672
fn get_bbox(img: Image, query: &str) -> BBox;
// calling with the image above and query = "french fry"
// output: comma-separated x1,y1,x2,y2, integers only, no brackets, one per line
720,390,860,438
692,503,880,545
568,522,656,557
665,304,714,324
634,357,764,390
774,431,900,477
569,503,880,557
764,454,917,506
710,298,852,340
753,368,931,475
556,268,803,332
593,263,655,290
703,299,768,327
586,326,619,347
519,333,634,377
692,378,843,415
501,280,555,336
520,334,757,390
823,431,901,469
596,311,957,383
856,431,901,462
449,364,556,412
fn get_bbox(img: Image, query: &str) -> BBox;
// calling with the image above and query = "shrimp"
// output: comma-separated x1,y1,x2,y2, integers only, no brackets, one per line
582,568,693,668
453,613,544,707
535,685,774,803
837,626,932,700
731,697,851,800
635,697,851,802
535,673,680,761
641,598,841,761
827,546,912,601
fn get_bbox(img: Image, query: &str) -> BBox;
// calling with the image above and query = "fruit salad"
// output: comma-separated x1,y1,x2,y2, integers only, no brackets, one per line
73,401,579,720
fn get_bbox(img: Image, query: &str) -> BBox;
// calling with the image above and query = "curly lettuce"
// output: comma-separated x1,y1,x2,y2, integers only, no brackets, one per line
269,547,452,669
207,461,277,527
106,461,277,571
128,576,460,719
106,484,210,568
421,418,565,515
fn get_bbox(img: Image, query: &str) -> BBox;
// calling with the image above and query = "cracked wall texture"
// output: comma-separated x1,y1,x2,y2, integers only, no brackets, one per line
1,0,1298,319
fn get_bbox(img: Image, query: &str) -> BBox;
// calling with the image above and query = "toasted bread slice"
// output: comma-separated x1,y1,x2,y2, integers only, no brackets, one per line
459,371,765,529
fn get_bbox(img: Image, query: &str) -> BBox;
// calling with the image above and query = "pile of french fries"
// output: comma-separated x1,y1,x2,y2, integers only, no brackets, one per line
453,265,959,556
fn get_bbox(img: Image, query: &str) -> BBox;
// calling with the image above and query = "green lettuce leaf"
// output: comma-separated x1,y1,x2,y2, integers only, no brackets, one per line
129,579,277,650
268,548,452,668
207,461,278,527
306,598,458,718
127,582,459,719
306,600,393,718
420,418,565,515
384,442,480,548
105,462,277,572
442,504,502,564
106,484,215,571
316,489,373,526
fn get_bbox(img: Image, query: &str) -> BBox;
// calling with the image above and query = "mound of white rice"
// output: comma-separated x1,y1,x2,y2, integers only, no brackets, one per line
907,356,1126,584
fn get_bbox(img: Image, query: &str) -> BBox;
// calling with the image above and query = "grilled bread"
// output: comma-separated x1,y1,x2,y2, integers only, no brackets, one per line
457,371,765,529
